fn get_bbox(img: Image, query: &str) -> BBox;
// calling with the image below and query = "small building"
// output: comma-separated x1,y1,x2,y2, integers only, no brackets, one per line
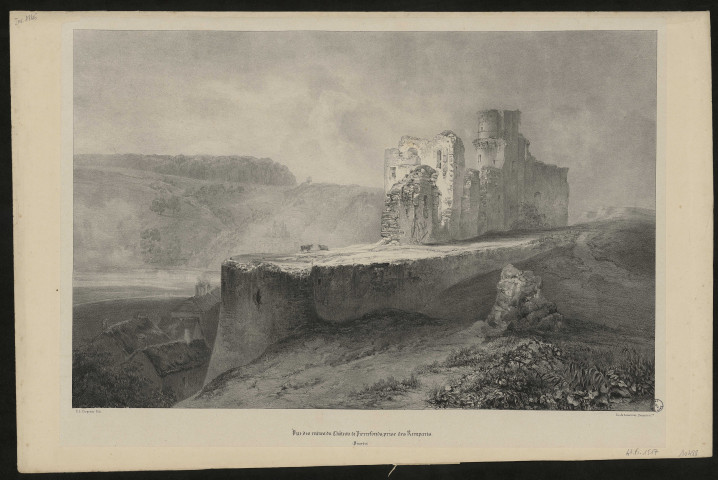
160,289,221,347
127,339,212,402
195,278,213,297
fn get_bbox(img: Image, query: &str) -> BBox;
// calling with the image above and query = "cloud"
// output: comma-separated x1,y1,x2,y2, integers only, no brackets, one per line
74,30,657,215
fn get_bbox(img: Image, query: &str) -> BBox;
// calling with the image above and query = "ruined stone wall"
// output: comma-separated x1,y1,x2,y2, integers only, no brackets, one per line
498,112,523,228
381,165,441,244
473,110,568,235
460,169,481,238
431,132,465,240
517,160,569,228
478,166,505,235
471,138,505,170
382,132,465,243
381,109,568,243
384,146,420,193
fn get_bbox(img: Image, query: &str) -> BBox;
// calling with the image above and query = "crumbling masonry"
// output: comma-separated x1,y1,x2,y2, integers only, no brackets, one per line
382,110,569,243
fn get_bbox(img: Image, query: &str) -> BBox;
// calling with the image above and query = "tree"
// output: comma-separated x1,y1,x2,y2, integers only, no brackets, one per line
150,195,181,216
140,228,162,263
512,202,547,230
150,196,167,216
165,195,181,216
140,228,186,266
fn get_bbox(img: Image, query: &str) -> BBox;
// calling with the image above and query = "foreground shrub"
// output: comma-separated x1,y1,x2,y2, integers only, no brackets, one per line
428,338,654,410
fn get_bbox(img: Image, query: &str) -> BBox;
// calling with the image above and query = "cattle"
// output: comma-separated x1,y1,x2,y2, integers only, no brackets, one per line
300,244,313,252
318,244,329,251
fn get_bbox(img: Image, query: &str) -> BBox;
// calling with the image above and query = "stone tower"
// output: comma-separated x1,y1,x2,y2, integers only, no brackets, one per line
471,109,521,170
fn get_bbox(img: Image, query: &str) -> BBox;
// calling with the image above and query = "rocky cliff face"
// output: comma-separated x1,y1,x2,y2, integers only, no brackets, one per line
205,232,576,383
207,261,315,381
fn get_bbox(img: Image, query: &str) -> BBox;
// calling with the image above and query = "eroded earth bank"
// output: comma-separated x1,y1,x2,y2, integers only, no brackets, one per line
180,208,655,410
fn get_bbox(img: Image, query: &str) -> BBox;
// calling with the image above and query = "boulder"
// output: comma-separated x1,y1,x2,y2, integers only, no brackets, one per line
486,264,564,331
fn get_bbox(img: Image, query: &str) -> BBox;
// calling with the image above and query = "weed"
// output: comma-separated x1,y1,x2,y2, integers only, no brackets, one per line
427,337,654,411
356,374,421,404
414,360,442,375
443,346,483,368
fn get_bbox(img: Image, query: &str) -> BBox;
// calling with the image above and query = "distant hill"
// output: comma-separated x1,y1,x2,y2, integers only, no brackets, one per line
74,156,384,272
75,154,297,186
573,206,655,225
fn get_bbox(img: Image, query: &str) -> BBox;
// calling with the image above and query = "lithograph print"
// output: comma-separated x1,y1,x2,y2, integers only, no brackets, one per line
72,30,657,412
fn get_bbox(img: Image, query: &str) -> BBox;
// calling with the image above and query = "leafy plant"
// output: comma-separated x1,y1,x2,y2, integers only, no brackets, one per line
355,374,420,404
511,202,547,230
427,338,654,411
150,195,181,216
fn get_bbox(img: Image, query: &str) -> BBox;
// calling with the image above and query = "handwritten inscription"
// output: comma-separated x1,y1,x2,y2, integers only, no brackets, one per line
679,449,699,457
625,448,659,457
14,12,37,26
75,408,101,414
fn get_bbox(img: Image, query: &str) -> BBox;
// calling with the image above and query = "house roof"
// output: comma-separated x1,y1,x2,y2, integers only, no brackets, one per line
101,316,170,356
171,298,202,315
141,339,211,377
192,289,220,312
170,289,220,315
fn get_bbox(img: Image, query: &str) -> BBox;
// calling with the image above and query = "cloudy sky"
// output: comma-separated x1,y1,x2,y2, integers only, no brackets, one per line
74,30,656,218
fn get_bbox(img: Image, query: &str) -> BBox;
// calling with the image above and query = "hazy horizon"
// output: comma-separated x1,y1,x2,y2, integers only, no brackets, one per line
74,30,657,219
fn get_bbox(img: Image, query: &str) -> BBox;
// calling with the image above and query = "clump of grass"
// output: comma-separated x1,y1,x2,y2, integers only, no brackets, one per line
414,360,442,375
554,343,655,399
281,377,322,391
443,346,484,368
355,374,421,403
428,337,655,411
543,362,607,391
428,385,445,404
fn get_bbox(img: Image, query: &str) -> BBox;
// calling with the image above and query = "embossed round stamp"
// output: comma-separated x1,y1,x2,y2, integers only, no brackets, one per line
653,398,664,412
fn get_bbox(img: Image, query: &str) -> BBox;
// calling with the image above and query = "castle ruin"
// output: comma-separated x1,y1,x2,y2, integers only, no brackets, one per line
381,110,569,243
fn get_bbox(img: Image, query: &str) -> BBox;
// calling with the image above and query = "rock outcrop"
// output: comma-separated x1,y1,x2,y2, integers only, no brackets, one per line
486,264,563,331
206,233,575,384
